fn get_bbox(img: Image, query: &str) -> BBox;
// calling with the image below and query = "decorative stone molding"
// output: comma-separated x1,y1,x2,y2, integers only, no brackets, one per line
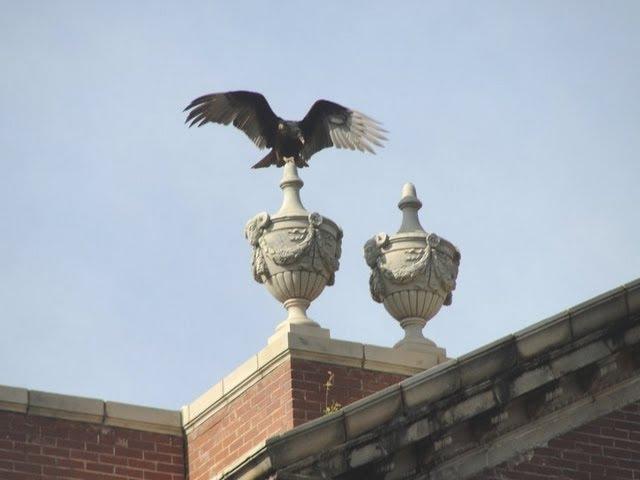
364,183,460,352
0,386,182,435
245,162,342,333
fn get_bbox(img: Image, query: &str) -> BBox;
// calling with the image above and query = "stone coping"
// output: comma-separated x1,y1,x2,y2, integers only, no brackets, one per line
219,277,640,479
181,327,447,431
0,386,182,436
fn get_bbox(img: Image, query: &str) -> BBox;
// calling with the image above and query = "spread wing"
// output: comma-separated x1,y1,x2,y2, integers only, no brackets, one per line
299,100,387,160
184,91,279,149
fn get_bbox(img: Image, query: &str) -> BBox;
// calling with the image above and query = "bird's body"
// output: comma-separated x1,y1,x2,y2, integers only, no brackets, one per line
272,121,306,167
184,91,386,168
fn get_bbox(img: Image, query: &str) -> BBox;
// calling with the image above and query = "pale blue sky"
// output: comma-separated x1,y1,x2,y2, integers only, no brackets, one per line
1,1,639,410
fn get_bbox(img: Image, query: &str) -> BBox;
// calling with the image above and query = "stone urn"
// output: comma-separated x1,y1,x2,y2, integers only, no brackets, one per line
245,162,342,336
364,183,460,352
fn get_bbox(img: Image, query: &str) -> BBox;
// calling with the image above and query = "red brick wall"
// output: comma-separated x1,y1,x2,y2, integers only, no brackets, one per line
0,410,185,480
186,360,295,480
186,357,408,480
473,401,640,480
290,358,407,425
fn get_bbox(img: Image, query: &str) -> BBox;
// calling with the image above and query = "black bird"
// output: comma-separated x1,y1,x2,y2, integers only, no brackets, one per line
184,91,387,168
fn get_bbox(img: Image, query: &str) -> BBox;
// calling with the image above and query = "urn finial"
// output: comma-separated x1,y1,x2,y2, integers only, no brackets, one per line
364,182,460,358
397,182,425,233
276,162,307,216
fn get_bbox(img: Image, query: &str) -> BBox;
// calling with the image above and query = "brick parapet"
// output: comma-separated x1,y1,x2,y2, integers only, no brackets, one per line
181,330,445,432
0,409,185,480
0,331,430,480
0,386,182,436
186,360,294,480
185,357,410,480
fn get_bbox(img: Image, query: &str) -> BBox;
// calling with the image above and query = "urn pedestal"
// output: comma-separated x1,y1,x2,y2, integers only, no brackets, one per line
245,162,342,339
364,183,460,354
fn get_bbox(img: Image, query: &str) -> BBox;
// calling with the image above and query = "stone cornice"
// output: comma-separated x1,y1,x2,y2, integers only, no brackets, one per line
0,386,182,436
219,278,640,480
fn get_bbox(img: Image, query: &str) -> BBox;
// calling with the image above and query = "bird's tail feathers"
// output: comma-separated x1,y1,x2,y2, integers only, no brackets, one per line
251,150,277,169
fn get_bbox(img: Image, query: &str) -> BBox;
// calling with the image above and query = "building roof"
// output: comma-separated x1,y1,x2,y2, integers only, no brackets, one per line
220,278,640,480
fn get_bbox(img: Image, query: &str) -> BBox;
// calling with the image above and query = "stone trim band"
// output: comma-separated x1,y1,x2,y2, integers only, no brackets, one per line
0,386,181,435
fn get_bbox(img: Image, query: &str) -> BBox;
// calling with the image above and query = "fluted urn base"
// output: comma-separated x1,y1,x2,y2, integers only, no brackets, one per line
264,271,327,306
281,298,316,326
269,297,331,343
264,271,329,329
382,289,446,324
380,287,448,353
393,317,436,352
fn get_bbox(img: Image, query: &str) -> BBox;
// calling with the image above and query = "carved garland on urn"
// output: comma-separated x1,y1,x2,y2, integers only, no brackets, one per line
365,232,459,305
245,211,342,286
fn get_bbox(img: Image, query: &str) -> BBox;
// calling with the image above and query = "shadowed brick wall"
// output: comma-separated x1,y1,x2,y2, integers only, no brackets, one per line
186,360,295,480
0,411,185,480
472,401,640,480
289,358,407,425
186,358,408,480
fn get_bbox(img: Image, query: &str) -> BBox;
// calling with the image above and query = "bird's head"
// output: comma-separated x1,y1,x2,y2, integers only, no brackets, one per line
285,122,305,144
